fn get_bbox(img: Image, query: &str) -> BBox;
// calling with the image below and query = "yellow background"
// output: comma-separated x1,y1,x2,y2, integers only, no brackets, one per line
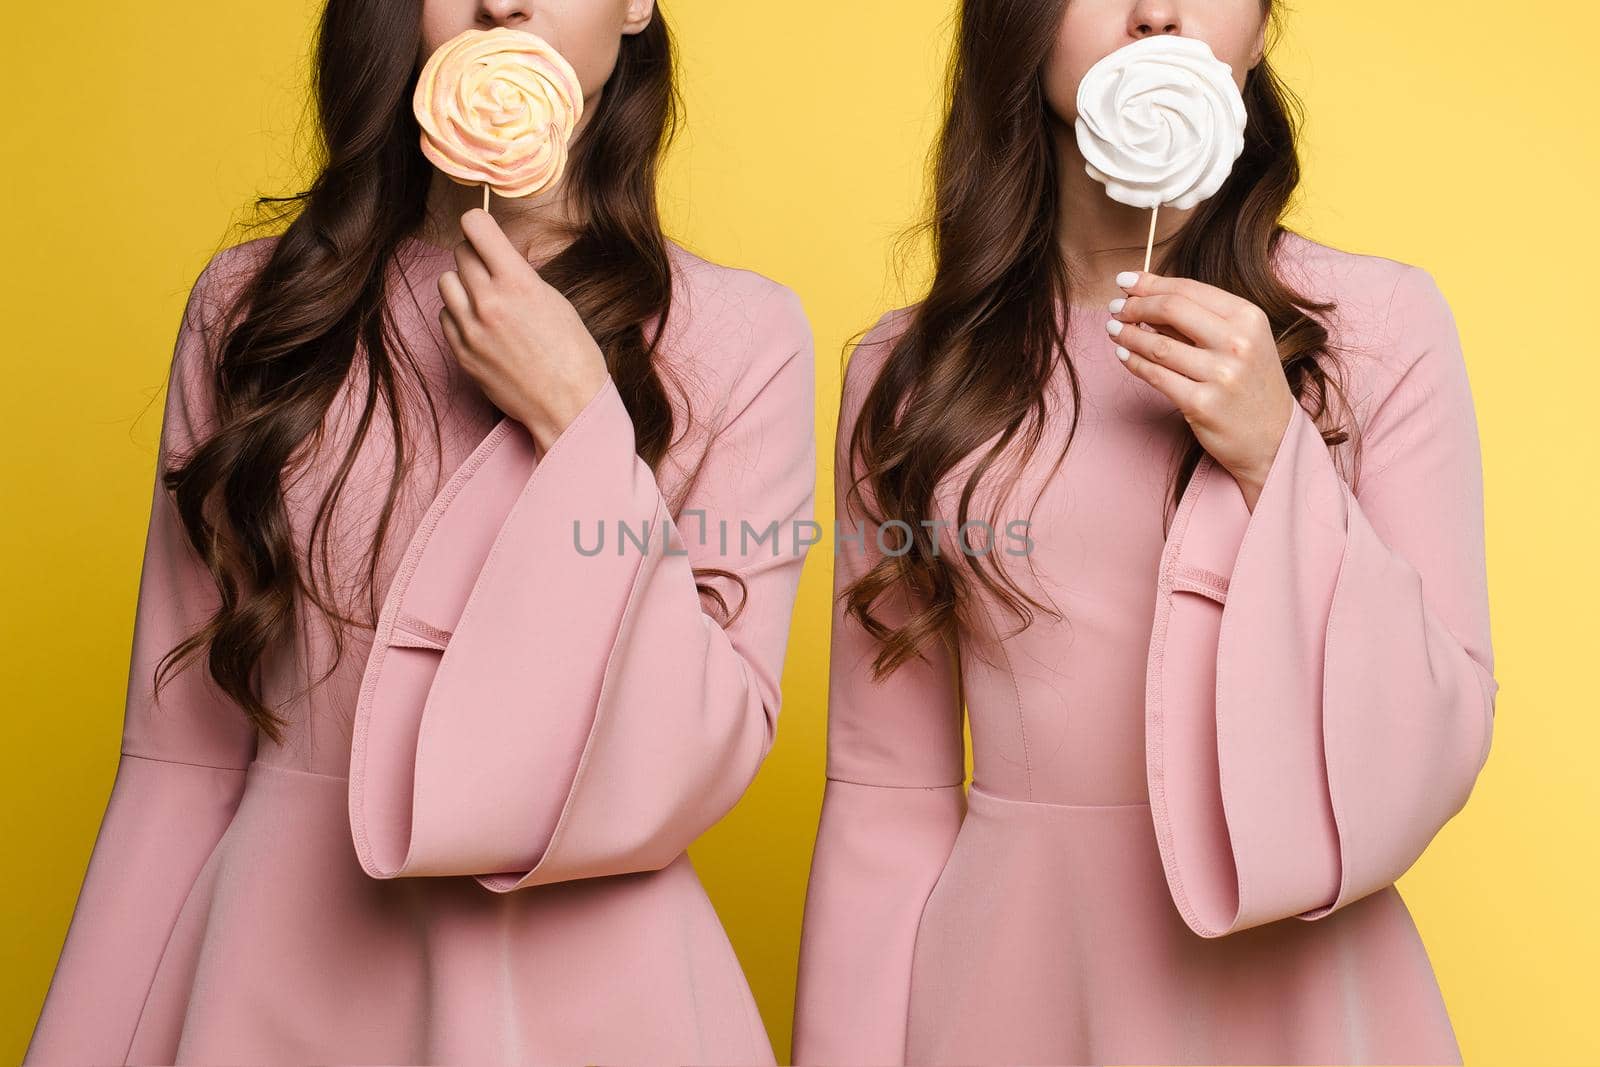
2,3,1593,1064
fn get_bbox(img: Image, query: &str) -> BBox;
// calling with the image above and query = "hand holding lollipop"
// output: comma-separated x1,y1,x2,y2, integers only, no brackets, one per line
414,28,607,450
1078,36,1292,507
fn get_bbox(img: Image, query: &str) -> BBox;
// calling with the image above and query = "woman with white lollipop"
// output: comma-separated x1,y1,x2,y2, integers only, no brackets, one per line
26,3,814,1065
794,2,1495,1065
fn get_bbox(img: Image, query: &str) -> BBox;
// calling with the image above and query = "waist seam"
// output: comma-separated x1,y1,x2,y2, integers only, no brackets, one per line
247,758,349,784
967,781,1152,811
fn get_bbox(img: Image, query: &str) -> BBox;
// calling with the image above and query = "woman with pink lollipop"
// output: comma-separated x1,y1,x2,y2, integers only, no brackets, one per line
26,3,813,1064
793,2,1496,1064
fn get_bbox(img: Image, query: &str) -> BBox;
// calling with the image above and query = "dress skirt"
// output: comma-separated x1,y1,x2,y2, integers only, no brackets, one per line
904,783,1460,1065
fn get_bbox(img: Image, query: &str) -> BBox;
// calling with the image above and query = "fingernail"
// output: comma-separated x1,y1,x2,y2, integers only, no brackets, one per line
1105,318,1124,337
1116,345,1131,361
1116,271,1140,289
1109,297,1126,313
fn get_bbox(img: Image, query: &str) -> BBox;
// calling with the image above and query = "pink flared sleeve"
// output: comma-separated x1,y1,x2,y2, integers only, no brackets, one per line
791,311,968,1066
1144,265,1499,939
26,250,261,1064
348,283,817,891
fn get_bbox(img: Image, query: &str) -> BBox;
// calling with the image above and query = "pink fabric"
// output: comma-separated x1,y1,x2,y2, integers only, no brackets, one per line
792,231,1497,1065
26,234,816,1065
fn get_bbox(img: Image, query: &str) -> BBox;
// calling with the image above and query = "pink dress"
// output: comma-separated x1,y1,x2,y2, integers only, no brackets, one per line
25,234,816,1065
792,231,1497,1066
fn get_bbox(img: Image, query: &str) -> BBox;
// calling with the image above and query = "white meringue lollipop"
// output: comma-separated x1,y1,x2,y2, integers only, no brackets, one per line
1074,35,1248,270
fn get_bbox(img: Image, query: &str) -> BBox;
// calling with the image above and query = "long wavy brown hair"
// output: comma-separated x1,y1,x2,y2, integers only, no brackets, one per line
844,0,1355,680
156,2,739,743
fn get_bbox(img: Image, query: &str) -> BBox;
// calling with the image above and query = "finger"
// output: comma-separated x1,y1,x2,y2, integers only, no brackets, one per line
439,305,467,359
1114,291,1232,352
1106,314,1211,382
1137,320,1186,342
1114,339,1203,409
1118,270,1251,321
451,238,492,306
459,207,527,279
437,270,474,331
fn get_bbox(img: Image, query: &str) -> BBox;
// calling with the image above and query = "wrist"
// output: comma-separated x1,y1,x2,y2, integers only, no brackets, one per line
1232,467,1266,513
519,370,609,454
1232,393,1296,513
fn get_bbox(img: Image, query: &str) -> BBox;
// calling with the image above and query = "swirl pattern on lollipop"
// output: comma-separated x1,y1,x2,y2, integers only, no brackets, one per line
1073,35,1247,211
413,26,584,199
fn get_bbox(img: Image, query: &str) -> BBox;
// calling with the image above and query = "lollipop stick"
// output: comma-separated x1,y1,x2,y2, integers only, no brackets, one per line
482,183,491,215
1143,203,1159,273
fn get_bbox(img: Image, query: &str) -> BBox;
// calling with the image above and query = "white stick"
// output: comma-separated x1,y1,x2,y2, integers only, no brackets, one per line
1143,203,1159,273
483,183,491,215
